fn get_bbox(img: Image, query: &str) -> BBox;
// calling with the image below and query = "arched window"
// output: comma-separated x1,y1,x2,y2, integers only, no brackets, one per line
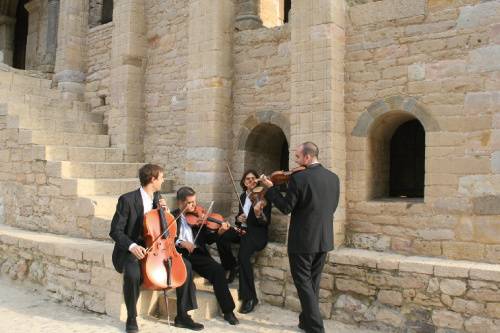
89,0,113,28
101,0,113,24
283,0,291,23
369,114,425,200
389,120,425,198
260,0,291,27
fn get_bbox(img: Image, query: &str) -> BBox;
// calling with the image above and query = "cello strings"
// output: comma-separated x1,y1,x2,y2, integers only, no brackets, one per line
145,205,189,253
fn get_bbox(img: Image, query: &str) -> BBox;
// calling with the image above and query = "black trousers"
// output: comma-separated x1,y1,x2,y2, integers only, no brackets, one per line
122,254,196,319
289,252,327,333
178,248,236,314
217,228,264,301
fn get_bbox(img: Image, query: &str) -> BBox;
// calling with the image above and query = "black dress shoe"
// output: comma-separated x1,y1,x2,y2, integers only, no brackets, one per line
125,317,138,333
238,298,258,314
223,312,239,325
174,315,204,331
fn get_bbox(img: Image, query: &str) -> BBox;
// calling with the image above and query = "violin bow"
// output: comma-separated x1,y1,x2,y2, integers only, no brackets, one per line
225,161,246,216
145,205,189,254
192,201,214,245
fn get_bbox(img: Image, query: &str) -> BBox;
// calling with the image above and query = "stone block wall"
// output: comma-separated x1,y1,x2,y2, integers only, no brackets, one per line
255,245,500,332
86,22,112,122
0,225,119,316
143,0,189,185
345,0,500,262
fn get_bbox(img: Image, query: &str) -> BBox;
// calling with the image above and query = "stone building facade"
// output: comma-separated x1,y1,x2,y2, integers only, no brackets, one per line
0,0,500,332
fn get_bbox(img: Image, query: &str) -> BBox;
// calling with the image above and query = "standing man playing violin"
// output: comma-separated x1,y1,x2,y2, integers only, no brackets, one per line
260,142,340,333
172,186,240,326
216,169,271,314
109,164,175,333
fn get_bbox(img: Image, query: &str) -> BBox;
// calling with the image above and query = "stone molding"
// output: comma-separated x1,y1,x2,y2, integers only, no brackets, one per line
237,110,290,150
351,95,440,137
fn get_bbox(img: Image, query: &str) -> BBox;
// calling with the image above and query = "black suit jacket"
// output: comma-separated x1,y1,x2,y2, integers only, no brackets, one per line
265,164,340,254
171,208,219,256
236,192,271,251
109,189,160,273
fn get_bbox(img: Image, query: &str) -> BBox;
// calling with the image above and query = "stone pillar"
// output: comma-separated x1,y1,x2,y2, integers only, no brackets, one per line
290,1,347,247
42,0,59,72
0,15,16,66
24,0,42,70
185,0,234,213
235,0,262,30
54,0,88,98
108,0,146,162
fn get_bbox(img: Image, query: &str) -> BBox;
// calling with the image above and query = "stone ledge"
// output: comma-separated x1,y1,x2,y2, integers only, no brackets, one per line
329,248,500,282
0,224,114,268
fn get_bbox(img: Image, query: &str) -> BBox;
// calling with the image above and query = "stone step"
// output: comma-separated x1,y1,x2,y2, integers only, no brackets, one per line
17,117,106,135
0,99,104,124
42,145,124,162
156,275,241,321
0,69,54,96
83,192,178,220
57,161,145,179
63,178,175,197
61,178,141,196
30,130,110,147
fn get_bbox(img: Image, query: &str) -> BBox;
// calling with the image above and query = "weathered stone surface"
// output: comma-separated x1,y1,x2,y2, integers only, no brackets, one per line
349,0,426,26
432,310,464,329
378,290,403,306
440,279,466,297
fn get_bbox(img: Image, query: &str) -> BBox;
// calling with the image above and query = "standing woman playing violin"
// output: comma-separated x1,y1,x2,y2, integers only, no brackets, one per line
216,169,272,314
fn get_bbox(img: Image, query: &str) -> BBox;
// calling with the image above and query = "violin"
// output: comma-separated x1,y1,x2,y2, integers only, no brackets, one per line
141,207,187,290
185,205,246,236
250,166,306,206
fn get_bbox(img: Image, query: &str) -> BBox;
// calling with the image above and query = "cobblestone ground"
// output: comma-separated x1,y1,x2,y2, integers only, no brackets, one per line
0,278,380,333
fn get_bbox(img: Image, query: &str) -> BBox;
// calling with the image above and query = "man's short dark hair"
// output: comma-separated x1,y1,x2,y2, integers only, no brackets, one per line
138,164,164,187
177,186,196,201
300,141,319,158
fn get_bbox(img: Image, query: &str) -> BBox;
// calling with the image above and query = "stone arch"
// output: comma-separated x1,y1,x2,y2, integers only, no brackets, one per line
351,96,440,137
237,111,290,151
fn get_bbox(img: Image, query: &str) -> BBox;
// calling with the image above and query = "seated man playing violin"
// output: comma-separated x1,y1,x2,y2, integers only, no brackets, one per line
216,169,271,314
172,186,239,327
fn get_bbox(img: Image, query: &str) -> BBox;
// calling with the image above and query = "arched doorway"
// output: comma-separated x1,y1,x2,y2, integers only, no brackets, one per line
244,123,289,175
244,123,289,243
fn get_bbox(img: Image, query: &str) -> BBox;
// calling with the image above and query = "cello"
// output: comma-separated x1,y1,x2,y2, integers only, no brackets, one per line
141,205,187,322
142,206,186,290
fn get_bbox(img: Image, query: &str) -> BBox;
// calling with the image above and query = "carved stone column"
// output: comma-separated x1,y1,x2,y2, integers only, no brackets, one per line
0,15,16,66
235,0,262,30
42,0,59,72
54,0,88,99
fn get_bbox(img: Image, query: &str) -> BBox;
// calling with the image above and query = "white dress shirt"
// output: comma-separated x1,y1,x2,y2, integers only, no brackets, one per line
177,214,195,245
129,187,154,251
243,192,252,217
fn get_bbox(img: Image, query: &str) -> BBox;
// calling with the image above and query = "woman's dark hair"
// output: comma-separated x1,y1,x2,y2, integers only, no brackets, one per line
138,164,164,187
177,186,196,201
240,169,259,191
